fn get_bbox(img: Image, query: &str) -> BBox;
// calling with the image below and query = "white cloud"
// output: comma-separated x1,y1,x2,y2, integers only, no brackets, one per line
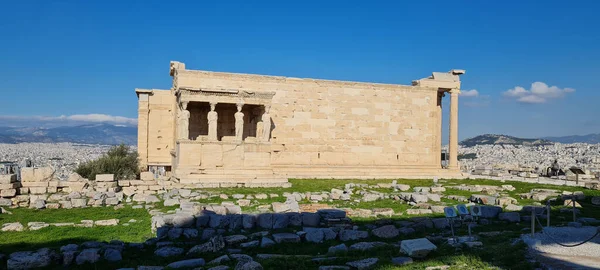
0,114,137,126
517,95,546,104
503,82,575,104
460,89,479,97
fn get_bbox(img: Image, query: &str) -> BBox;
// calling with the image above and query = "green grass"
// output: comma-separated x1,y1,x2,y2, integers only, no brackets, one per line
3,177,600,269
0,206,152,254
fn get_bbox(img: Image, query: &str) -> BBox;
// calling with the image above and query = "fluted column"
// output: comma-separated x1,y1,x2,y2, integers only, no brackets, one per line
448,89,460,169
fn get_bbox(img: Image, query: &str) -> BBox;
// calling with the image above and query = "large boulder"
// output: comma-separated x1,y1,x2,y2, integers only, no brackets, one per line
154,246,184,258
104,248,122,262
235,261,264,270
499,212,520,223
242,214,256,229
172,214,195,228
391,257,413,266
225,235,248,245
301,212,320,227
75,248,100,265
188,235,226,255
272,202,291,213
328,243,348,254
400,238,437,258
228,214,243,231
0,198,12,206
7,249,57,269
479,206,503,218
317,209,346,219
371,225,399,239
272,233,300,243
166,258,206,269
346,258,378,270
2,222,24,232
286,212,302,227
349,242,387,251
431,218,449,229
304,227,337,243
272,213,289,229
339,230,369,241
260,237,275,248
257,214,273,229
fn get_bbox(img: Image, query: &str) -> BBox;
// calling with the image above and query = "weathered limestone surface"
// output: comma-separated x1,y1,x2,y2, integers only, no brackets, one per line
136,61,465,183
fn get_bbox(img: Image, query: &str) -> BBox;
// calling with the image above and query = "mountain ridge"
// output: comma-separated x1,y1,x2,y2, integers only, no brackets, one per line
0,124,137,145
461,133,600,146
542,133,600,144
460,134,553,147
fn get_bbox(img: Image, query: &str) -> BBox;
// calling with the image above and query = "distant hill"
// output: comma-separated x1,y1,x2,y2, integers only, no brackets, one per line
543,133,600,144
460,134,553,147
0,124,137,145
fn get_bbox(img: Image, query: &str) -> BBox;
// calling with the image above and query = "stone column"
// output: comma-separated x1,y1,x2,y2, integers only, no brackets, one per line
207,102,218,141
437,92,444,167
448,89,460,169
262,105,272,142
178,102,190,140
234,103,244,142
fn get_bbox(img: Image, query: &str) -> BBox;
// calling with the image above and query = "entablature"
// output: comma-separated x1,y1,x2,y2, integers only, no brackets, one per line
178,87,276,105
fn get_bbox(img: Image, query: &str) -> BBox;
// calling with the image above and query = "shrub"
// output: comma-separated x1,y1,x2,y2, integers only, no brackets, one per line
76,144,140,180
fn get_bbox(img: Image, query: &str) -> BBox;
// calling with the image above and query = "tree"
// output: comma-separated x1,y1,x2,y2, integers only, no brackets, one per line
76,144,140,180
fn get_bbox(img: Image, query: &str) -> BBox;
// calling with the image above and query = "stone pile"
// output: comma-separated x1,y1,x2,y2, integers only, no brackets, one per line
0,174,19,198
151,204,334,234
19,167,59,195
1,188,126,209
93,174,120,193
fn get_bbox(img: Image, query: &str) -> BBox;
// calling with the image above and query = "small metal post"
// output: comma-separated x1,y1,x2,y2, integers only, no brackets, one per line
467,223,472,237
449,218,455,238
576,173,579,185
531,207,536,237
546,203,550,227
573,198,577,222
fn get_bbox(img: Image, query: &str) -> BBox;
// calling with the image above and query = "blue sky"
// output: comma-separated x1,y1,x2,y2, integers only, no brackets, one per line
1,1,599,140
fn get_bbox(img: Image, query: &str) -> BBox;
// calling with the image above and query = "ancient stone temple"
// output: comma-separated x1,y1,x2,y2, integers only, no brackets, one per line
136,61,465,185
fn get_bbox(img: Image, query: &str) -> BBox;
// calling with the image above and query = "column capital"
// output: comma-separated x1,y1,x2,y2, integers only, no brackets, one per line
209,102,217,111
449,88,461,95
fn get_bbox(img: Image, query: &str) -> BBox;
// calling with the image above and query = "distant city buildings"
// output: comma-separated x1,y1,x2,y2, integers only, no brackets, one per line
459,143,600,180
0,143,114,180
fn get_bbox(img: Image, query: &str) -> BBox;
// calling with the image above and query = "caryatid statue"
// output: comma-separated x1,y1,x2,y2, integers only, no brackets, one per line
234,103,244,141
178,102,190,140
262,105,271,142
207,102,218,141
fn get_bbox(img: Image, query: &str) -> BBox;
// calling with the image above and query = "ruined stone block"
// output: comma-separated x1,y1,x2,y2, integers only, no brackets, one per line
0,189,17,197
29,187,47,194
117,180,130,187
0,174,16,184
21,182,49,187
140,172,154,181
401,238,437,258
0,183,19,190
95,174,114,182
